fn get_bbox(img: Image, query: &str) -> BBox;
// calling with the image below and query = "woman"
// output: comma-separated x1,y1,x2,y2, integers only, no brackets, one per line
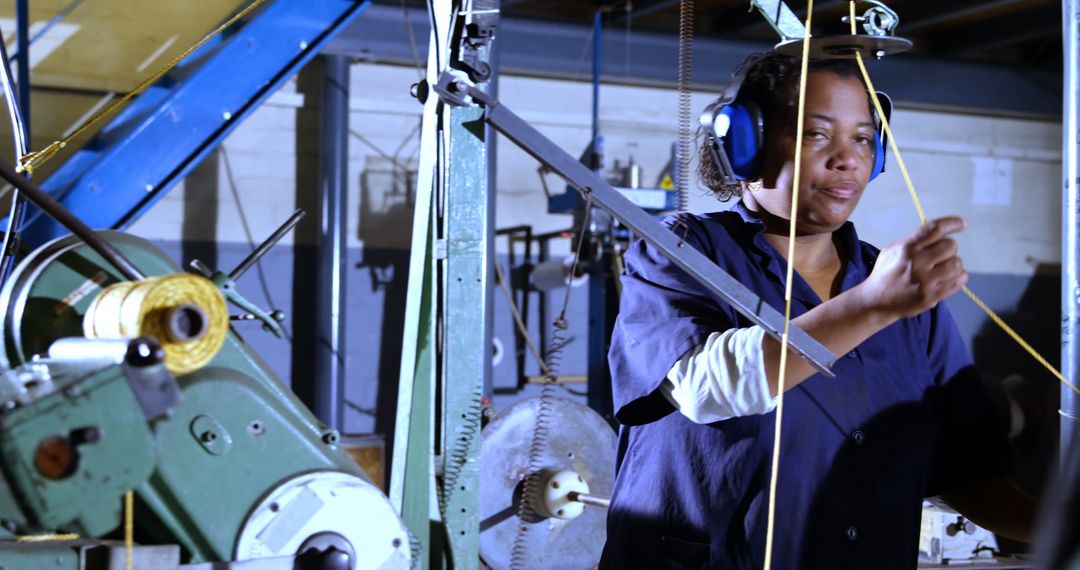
600,53,1036,569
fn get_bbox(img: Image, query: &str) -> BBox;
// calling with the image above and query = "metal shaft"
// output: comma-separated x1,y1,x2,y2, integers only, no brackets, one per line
568,492,611,509
230,209,305,281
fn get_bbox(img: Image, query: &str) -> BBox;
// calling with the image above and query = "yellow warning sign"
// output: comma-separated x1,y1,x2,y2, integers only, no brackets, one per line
659,174,674,189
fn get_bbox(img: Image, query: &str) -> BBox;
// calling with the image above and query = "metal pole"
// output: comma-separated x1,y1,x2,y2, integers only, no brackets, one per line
15,0,29,136
591,9,601,164
484,28,499,400
314,54,350,430
1062,0,1080,461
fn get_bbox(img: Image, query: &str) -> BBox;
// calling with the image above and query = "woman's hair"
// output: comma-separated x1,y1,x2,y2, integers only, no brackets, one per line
698,52,867,201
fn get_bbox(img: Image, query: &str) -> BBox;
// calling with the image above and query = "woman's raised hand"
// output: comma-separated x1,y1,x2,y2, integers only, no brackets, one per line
856,216,969,320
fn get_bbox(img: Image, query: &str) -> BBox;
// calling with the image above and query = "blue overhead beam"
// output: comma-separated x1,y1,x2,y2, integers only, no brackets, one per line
22,0,371,247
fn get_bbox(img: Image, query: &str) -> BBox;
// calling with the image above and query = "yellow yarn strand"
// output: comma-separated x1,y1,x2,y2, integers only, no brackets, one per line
125,490,134,570
15,533,79,542
18,0,272,175
763,2,813,569
848,2,925,223
846,1,1076,395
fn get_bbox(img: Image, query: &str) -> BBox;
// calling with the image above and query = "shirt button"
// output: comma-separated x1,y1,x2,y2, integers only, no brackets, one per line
846,350,858,359
845,526,858,541
851,430,866,446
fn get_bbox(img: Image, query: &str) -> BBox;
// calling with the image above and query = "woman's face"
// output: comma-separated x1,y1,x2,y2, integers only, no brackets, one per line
752,71,877,234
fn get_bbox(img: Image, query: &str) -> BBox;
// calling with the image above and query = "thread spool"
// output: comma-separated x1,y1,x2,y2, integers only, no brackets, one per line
82,274,228,375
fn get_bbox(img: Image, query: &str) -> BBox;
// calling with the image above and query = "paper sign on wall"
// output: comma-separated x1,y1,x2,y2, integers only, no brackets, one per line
970,156,1013,206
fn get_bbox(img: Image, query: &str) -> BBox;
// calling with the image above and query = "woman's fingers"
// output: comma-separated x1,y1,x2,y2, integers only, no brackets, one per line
908,216,966,250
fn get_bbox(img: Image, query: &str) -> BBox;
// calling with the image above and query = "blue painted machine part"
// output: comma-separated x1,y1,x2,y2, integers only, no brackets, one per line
21,0,371,248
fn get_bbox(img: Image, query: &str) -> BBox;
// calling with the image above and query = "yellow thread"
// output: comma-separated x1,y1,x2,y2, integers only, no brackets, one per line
849,6,925,223
83,274,229,375
125,490,133,570
962,286,1079,394
847,1,1073,393
15,533,79,542
18,0,272,175
763,3,813,569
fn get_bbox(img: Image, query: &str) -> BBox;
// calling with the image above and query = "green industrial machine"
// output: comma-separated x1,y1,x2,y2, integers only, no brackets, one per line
0,232,412,569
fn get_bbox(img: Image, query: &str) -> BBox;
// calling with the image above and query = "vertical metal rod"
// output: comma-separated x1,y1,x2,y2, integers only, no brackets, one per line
15,0,29,136
484,31,500,400
592,9,601,165
1063,0,1080,461
0,24,30,288
314,54,350,430
10,0,86,61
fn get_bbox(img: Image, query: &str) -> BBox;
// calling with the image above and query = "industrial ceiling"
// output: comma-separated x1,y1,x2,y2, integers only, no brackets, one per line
498,0,1063,69
355,1,1064,116
381,0,1062,69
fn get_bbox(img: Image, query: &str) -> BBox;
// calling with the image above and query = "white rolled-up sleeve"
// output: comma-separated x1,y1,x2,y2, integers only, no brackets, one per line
658,326,776,423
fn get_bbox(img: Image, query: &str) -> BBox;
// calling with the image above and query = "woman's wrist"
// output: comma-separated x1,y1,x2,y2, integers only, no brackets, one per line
841,283,900,330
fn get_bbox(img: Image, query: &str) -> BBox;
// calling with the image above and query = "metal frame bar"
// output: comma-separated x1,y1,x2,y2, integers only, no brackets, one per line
389,4,444,561
440,98,488,567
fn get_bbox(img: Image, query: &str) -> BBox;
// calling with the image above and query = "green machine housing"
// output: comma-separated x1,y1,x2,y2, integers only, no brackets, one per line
0,233,411,569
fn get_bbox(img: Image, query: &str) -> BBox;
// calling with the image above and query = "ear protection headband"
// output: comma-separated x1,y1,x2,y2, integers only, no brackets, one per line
701,64,892,186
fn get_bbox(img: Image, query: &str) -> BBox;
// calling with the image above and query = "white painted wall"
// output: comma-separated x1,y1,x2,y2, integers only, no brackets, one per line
129,61,1062,278
855,110,1061,276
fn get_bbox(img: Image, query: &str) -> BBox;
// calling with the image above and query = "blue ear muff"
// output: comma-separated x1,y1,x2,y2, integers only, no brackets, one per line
717,100,764,180
868,91,891,182
869,131,886,182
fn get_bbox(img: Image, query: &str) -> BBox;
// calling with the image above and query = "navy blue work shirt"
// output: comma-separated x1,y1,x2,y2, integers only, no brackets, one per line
600,202,1011,569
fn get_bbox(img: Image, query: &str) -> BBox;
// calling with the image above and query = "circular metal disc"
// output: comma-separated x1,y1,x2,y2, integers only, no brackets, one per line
236,471,412,569
775,35,913,60
479,396,617,570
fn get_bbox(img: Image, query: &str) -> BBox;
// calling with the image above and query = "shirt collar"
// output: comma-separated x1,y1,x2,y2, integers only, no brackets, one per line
727,200,869,305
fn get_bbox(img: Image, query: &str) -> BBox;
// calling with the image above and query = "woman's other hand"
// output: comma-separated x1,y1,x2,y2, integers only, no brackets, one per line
857,216,969,319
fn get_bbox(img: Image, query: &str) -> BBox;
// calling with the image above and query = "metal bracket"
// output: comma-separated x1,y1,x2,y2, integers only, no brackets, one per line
433,72,837,376
188,210,301,339
750,0,806,42
121,337,182,421
755,0,912,59
456,0,499,82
